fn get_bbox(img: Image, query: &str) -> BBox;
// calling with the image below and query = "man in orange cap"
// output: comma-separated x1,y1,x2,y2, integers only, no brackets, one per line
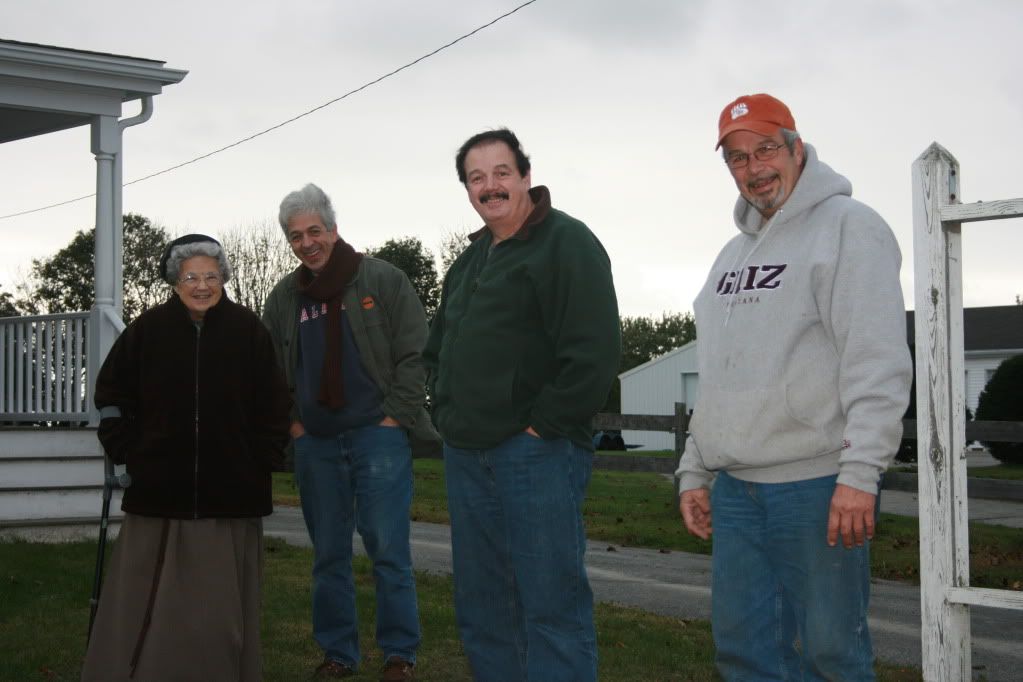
676,94,912,680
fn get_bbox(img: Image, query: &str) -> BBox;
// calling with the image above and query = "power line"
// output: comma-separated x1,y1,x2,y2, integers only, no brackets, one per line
0,0,539,221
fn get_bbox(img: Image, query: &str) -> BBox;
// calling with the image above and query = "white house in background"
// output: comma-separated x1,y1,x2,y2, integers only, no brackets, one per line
906,305,1023,414
618,305,1022,451
619,340,698,451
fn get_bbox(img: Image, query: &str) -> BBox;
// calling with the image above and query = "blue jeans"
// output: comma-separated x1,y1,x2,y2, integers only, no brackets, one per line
293,424,420,669
444,433,597,682
711,472,874,681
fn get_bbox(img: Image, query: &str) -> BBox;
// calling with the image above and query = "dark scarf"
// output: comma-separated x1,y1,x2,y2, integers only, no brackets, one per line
296,238,363,409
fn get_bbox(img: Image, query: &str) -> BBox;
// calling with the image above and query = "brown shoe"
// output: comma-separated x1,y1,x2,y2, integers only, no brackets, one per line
312,658,355,679
379,656,415,681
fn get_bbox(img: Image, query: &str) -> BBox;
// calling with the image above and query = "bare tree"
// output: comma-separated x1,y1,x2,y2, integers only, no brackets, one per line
438,227,472,279
220,219,296,317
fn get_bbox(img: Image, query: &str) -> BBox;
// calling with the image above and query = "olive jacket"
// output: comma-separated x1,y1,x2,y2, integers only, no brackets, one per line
261,256,440,448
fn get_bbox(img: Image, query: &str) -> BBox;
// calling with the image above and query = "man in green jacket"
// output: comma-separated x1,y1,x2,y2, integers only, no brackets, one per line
423,129,621,682
263,183,436,681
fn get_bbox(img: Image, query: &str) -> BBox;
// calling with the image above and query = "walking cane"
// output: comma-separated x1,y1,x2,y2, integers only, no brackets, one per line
87,448,131,644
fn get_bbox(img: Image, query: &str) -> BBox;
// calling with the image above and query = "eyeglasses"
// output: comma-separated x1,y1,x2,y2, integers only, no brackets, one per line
724,142,787,169
179,272,222,288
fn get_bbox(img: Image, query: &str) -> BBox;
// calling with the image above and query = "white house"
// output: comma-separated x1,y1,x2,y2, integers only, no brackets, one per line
907,305,1023,415
0,39,185,538
619,305,1022,451
619,340,698,451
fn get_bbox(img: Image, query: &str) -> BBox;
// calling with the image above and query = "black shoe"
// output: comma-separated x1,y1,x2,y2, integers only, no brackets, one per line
380,656,415,681
312,658,355,679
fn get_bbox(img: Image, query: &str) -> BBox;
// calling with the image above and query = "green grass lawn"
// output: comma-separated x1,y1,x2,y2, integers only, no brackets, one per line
600,448,677,458
276,459,1023,589
891,461,1023,481
871,513,1023,590
0,538,924,681
966,464,1023,480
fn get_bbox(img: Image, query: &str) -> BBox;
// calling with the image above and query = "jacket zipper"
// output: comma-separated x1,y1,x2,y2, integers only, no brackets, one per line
193,323,201,519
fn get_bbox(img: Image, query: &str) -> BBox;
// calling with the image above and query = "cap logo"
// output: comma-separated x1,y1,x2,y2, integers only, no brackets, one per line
730,102,749,120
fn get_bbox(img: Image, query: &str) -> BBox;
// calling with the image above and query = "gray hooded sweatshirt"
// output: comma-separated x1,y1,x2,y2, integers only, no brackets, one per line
675,143,912,495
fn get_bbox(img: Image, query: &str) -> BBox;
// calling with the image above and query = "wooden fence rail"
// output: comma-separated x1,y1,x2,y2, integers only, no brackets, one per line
901,419,1023,442
416,410,1023,470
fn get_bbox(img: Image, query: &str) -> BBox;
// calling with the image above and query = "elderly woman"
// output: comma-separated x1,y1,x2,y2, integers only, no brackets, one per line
81,234,291,682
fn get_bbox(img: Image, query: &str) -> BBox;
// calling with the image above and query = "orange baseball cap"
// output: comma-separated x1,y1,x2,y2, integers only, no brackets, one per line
716,93,796,149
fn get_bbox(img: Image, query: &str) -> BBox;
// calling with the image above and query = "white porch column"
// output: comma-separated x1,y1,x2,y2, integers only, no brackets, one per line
87,114,122,424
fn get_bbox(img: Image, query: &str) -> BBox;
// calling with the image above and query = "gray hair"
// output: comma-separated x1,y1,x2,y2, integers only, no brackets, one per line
780,128,801,153
165,241,233,285
278,183,337,235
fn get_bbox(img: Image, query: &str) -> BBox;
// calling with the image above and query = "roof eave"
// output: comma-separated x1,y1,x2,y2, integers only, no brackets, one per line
0,40,187,101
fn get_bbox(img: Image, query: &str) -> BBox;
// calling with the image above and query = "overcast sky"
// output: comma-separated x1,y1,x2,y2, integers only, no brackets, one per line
2,0,1021,317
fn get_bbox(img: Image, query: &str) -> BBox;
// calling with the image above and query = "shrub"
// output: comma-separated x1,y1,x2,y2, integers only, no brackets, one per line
975,354,1023,465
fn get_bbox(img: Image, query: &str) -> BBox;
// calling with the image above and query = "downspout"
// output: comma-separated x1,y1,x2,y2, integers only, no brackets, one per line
112,96,154,314
120,96,154,129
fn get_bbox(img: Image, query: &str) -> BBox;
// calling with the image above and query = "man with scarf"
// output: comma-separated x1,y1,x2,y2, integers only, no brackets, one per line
263,183,436,681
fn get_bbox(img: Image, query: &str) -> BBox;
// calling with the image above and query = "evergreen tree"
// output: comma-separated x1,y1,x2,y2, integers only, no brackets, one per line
365,237,440,319
17,213,170,323
975,354,1023,465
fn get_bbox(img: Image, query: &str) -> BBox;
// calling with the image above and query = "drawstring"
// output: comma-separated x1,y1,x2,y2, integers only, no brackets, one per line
723,210,781,327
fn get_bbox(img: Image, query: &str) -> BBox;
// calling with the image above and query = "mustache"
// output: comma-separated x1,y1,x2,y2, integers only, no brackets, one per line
480,191,510,203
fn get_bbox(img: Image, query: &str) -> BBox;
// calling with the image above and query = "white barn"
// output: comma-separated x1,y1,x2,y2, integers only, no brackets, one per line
619,340,698,451
618,305,1022,451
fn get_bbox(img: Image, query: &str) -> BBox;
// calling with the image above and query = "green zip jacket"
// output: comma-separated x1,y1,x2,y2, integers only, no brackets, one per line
424,186,621,451
262,256,439,447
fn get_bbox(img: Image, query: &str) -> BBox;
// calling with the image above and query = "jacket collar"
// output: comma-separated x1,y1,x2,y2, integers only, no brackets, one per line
286,257,363,293
469,185,552,243
167,289,231,322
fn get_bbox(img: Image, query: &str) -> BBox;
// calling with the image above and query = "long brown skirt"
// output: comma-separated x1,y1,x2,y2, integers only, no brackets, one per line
81,514,264,682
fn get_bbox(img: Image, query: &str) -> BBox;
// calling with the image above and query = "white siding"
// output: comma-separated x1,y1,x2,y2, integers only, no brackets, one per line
620,345,1018,451
619,341,698,450
964,352,1015,412
0,429,119,530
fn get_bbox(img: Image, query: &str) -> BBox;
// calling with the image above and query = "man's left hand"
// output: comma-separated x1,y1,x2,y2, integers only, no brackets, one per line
379,415,400,427
827,483,876,548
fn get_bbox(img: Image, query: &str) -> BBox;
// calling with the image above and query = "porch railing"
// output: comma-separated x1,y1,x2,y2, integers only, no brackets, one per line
0,312,91,423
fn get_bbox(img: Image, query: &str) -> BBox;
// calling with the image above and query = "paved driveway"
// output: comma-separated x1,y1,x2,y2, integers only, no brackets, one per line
265,506,1023,680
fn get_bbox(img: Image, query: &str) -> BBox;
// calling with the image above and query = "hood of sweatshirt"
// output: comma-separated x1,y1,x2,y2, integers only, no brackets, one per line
732,143,852,237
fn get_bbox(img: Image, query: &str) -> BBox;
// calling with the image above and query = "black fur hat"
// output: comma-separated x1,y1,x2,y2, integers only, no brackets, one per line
159,234,221,283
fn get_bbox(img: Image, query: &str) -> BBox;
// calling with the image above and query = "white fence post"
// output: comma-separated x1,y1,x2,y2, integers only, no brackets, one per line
912,142,971,680
912,143,1023,679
